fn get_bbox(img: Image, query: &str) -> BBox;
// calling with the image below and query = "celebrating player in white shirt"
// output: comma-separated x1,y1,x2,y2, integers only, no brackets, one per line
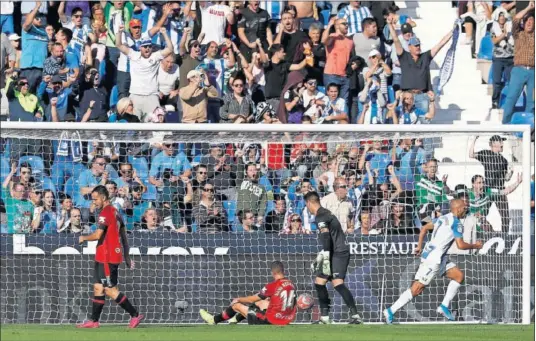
383,199,483,323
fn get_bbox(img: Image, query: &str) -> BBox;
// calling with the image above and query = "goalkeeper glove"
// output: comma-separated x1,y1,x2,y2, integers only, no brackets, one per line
320,251,331,276
311,251,324,273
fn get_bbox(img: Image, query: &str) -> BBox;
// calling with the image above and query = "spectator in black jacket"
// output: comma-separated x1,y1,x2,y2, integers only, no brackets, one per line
79,67,108,122
265,195,287,233
347,55,367,124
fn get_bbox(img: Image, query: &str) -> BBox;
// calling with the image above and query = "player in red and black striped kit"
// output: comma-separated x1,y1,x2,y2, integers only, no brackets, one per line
77,185,143,329
199,261,297,326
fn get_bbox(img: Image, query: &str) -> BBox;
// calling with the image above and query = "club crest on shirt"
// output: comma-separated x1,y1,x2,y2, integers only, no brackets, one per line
318,222,326,229
115,248,121,253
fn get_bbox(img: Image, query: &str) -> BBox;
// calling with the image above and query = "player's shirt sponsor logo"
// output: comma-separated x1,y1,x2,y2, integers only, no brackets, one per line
98,216,106,224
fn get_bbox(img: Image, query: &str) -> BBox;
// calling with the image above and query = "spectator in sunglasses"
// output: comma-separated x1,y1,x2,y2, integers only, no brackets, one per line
320,177,356,234
38,74,78,122
192,182,229,233
302,77,327,120
220,75,256,123
191,164,209,199
5,74,44,122
280,213,311,235
79,68,109,122
58,4,96,64
115,162,146,195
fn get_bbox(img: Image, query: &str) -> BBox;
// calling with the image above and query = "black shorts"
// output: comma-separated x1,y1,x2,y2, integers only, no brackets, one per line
93,262,120,288
316,253,350,281
247,306,271,325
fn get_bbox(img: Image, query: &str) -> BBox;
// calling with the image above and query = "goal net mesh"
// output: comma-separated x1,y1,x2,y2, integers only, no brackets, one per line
0,126,527,324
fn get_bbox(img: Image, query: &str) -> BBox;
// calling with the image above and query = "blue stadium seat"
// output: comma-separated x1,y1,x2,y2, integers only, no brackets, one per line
265,200,275,217
223,200,237,224
41,176,56,194
510,112,534,138
320,9,331,26
106,165,119,180
191,222,198,233
18,155,45,177
477,34,493,60
128,156,149,179
109,85,119,109
142,182,157,201
64,177,78,199
192,154,202,165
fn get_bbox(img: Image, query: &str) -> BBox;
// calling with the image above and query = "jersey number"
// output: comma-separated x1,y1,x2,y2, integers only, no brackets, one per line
279,289,296,311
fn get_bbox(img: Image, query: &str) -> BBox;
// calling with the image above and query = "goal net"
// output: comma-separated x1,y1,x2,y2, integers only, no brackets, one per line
0,123,532,325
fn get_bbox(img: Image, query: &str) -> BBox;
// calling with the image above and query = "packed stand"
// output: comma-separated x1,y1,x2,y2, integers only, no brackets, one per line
0,1,530,235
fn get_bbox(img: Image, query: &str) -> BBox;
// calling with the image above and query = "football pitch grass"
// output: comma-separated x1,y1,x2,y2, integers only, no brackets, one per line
1,324,534,341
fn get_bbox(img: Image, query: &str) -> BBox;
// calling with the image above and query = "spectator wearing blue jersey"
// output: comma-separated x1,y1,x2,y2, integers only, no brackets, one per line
149,137,193,192
391,138,426,192
76,156,108,221
20,1,49,92
54,28,81,81
393,91,436,124
198,40,236,123
337,1,373,36
115,162,147,194
58,2,96,65
359,140,391,184
321,83,349,124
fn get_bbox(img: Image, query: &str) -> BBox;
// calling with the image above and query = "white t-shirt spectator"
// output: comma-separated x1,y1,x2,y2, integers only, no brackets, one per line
302,90,327,118
199,4,232,45
128,50,164,96
158,64,180,95
118,32,151,72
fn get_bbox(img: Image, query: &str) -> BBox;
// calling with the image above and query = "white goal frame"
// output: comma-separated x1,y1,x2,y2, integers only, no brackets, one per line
1,122,532,325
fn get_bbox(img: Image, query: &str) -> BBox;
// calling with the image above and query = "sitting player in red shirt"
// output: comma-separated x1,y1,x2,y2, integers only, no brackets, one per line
77,185,143,329
200,261,297,326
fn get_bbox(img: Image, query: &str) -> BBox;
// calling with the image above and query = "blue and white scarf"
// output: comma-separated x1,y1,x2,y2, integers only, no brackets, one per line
57,131,83,163
437,19,462,94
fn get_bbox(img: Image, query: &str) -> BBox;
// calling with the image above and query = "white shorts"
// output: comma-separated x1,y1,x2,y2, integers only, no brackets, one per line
414,258,456,285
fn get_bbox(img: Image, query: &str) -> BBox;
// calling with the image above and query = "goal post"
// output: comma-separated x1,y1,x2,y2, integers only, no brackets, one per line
0,122,532,325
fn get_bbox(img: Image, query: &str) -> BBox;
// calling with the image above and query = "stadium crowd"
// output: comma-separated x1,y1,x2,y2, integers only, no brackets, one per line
0,1,533,235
